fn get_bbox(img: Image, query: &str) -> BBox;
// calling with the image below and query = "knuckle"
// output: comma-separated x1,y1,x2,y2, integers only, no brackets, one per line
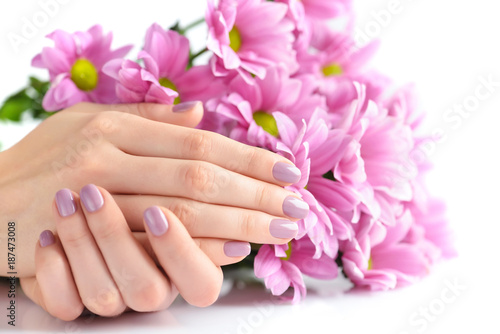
254,183,271,209
84,287,125,317
242,147,261,172
181,162,216,196
84,111,121,137
58,227,89,249
128,280,168,312
183,131,213,161
170,201,197,231
238,212,258,238
135,103,150,117
89,218,121,242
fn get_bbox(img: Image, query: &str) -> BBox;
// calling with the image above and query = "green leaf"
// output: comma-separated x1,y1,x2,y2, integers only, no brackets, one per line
29,76,50,95
0,90,32,122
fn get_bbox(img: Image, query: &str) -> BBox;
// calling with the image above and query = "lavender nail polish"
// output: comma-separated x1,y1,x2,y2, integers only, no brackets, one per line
224,241,251,257
39,230,55,248
80,184,104,213
173,101,200,113
144,206,169,236
55,188,76,217
269,219,298,239
283,196,309,220
272,162,301,183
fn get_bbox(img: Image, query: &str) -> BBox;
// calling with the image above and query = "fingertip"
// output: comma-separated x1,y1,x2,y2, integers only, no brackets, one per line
223,241,251,258
272,161,302,184
147,101,204,128
55,188,77,217
172,101,204,128
79,184,104,213
143,206,170,237
39,230,56,248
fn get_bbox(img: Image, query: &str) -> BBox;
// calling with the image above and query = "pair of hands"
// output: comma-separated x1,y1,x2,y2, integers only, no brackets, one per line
0,102,308,320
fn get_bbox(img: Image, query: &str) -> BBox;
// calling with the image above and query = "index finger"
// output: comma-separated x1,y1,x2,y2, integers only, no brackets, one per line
103,112,301,186
66,101,204,128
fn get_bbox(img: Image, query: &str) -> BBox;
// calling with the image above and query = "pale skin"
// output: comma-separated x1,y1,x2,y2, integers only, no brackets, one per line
0,102,307,320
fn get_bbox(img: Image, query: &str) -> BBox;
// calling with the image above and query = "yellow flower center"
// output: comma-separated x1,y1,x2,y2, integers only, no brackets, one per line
159,77,180,104
253,111,279,137
322,63,343,77
70,58,98,91
228,26,242,52
280,242,293,261
367,257,373,270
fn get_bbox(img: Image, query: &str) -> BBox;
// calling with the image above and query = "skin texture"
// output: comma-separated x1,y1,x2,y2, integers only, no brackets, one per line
0,102,307,319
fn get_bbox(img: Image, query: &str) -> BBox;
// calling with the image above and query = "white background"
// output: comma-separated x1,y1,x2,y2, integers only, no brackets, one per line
1,0,499,333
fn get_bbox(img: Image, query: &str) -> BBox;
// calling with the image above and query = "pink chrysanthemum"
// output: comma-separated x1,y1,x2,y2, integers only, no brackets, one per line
27,0,453,302
341,211,431,290
104,23,223,105
274,110,356,258
206,0,298,83
255,238,337,303
32,25,132,111
205,65,324,148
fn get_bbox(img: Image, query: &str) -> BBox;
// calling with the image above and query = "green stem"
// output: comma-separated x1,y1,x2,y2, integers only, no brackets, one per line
180,17,205,34
190,48,208,60
188,48,209,67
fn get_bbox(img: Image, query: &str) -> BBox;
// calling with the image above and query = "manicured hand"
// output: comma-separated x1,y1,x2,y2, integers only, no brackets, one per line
1,102,308,277
21,184,252,320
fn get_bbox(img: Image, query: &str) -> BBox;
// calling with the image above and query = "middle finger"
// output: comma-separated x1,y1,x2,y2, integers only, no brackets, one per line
107,153,309,220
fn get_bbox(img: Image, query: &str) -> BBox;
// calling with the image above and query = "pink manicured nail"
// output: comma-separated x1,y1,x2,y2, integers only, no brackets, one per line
282,196,309,220
144,206,169,236
269,219,298,239
55,188,76,217
272,162,301,183
224,241,251,257
39,230,55,248
80,184,104,213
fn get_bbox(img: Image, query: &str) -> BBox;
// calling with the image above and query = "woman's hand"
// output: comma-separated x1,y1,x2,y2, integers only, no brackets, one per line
0,102,307,277
21,184,249,320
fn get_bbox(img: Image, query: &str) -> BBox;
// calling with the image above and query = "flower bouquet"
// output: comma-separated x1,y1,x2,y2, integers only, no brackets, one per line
0,0,455,302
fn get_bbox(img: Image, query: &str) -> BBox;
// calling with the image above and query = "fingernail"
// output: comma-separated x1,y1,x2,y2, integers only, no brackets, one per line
80,184,104,213
55,188,76,217
283,196,309,220
224,241,251,257
269,219,298,239
39,230,55,248
144,206,169,236
272,162,301,183
173,101,200,113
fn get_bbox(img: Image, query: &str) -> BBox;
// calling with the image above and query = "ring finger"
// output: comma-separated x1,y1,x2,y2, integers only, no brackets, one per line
116,195,300,243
